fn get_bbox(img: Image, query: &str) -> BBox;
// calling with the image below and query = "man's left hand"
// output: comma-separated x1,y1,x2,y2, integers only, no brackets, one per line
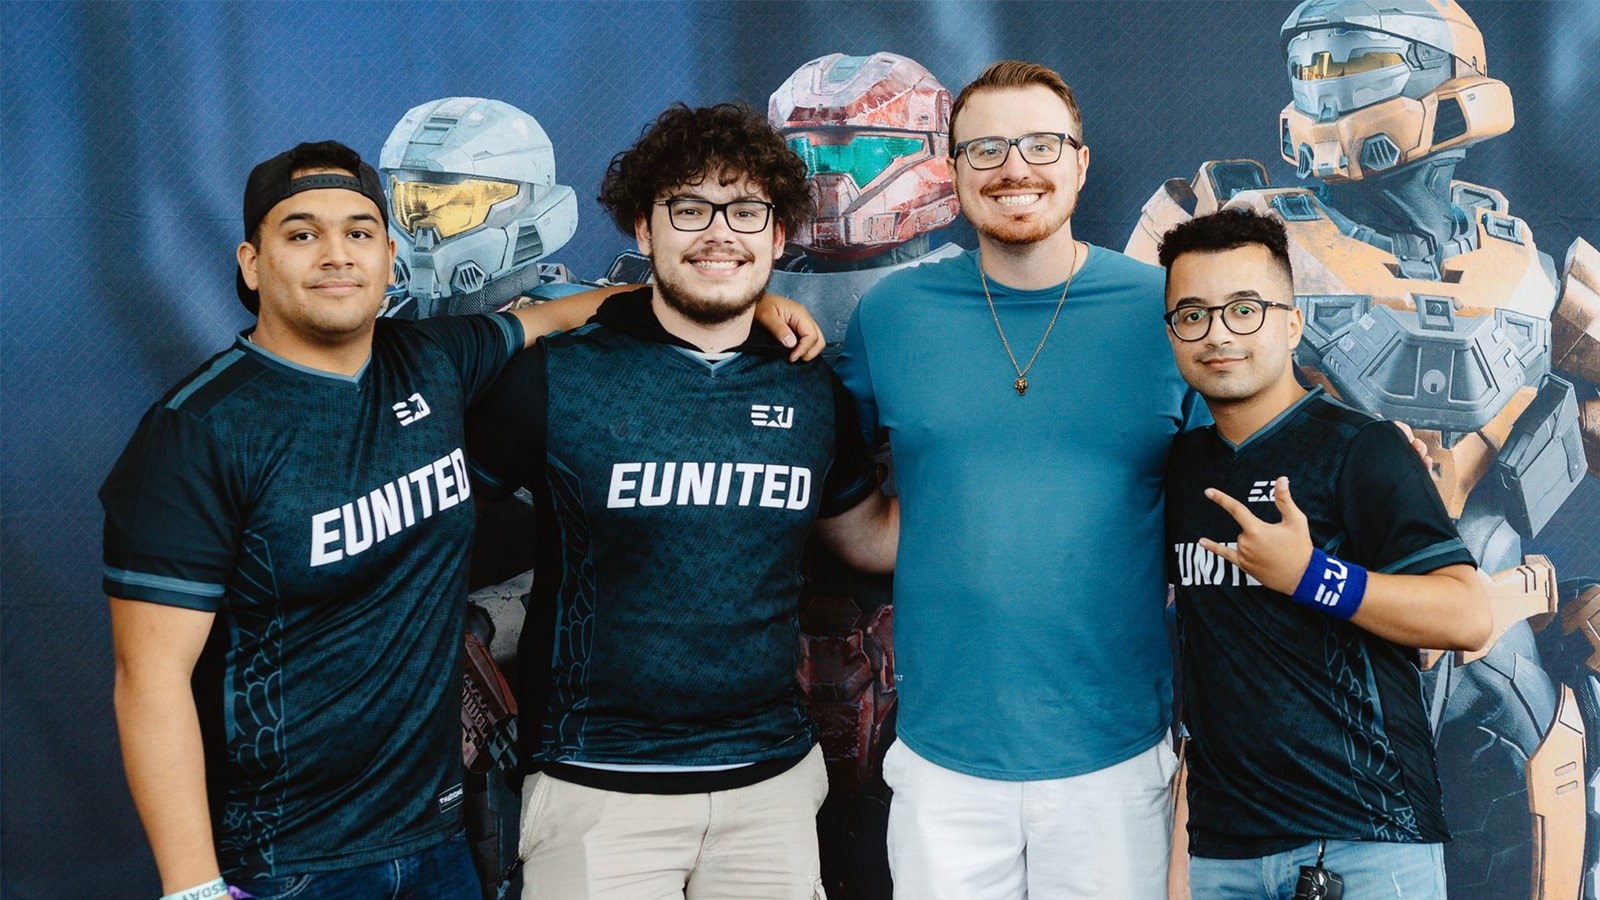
756,294,824,361
1198,476,1313,595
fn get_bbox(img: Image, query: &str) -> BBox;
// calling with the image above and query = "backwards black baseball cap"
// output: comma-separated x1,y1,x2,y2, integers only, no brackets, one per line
235,140,390,314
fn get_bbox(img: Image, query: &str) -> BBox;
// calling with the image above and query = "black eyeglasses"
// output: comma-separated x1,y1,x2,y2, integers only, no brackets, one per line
1164,299,1296,341
950,132,1083,170
654,198,774,233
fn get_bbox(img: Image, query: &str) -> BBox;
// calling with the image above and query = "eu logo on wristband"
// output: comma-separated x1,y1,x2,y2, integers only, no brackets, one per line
1313,557,1349,607
1292,548,1367,620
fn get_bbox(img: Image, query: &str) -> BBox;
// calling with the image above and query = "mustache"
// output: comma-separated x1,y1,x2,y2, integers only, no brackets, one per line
980,177,1052,196
1195,348,1249,363
682,248,756,263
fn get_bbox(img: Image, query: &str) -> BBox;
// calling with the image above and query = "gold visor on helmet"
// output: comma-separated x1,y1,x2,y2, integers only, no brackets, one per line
388,176,520,239
1291,49,1405,82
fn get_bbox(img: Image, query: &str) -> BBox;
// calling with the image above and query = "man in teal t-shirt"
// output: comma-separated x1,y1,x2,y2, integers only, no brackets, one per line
836,61,1204,900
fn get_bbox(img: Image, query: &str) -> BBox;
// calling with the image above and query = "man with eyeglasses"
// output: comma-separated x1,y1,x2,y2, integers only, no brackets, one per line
1158,208,1489,898
466,102,897,900
833,60,1204,899
100,138,825,900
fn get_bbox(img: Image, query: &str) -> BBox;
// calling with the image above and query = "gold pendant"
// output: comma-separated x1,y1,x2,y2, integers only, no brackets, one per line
1014,375,1028,396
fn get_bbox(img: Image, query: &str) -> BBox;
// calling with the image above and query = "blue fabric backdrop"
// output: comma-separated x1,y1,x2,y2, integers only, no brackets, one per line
2,2,1596,896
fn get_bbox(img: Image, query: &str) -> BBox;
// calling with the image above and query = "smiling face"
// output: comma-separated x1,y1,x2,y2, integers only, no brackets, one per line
951,85,1088,248
1165,244,1304,407
635,171,785,326
238,168,394,347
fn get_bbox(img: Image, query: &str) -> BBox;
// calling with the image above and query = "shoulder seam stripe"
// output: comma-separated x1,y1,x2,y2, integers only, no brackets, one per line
165,349,247,410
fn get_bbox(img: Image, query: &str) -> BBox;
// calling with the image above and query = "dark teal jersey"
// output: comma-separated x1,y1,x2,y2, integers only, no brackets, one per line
469,290,876,784
1165,390,1473,859
100,313,521,880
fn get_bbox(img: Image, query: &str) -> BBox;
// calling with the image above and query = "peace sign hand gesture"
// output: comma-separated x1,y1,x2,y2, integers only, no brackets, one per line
1197,476,1314,596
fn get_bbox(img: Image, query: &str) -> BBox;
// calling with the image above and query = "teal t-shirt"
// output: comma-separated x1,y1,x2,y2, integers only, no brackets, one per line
837,245,1205,779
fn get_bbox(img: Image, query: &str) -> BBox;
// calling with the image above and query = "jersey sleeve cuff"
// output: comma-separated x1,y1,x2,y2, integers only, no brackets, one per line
466,457,518,501
103,567,225,611
818,469,877,519
491,312,524,360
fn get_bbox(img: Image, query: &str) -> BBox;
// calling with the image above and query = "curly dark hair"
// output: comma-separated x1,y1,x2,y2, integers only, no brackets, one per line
598,102,812,237
1158,207,1294,285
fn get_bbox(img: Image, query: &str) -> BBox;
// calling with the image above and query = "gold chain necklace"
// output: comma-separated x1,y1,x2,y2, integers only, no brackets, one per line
980,240,1078,396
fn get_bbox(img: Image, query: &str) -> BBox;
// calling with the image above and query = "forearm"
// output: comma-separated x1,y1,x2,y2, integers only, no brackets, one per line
110,597,222,892
508,286,823,359
115,667,221,892
509,287,624,347
1200,478,1490,651
1346,563,1491,651
816,492,898,574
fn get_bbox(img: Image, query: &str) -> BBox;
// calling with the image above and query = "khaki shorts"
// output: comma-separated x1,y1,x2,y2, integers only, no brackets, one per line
519,745,829,900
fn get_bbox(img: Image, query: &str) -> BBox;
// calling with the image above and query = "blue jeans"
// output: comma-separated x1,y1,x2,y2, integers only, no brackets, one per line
1190,840,1446,899
228,831,479,900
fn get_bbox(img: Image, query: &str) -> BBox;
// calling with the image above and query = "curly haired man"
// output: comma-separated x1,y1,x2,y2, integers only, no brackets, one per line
468,102,898,900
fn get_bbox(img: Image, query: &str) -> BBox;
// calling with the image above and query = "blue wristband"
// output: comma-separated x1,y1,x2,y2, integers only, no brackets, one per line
1291,548,1367,620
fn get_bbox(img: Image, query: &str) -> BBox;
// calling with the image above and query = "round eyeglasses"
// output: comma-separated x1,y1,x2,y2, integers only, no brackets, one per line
1164,299,1296,342
950,132,1083,170
655,198,774,233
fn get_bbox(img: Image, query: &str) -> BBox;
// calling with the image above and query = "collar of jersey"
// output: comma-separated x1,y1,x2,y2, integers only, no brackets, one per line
592,287,789,357
1217,386,1326,452
235,330,368,386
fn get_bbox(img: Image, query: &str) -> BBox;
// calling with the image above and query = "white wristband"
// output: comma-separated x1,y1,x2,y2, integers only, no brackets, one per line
160,877,228,900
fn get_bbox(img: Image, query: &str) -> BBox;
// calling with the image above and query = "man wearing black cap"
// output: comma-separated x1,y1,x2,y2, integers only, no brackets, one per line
100,140,820,900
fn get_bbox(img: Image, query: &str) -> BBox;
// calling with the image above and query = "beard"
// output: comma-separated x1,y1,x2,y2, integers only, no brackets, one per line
978,210,1071,246
652,255,766,326
964,177,1076,247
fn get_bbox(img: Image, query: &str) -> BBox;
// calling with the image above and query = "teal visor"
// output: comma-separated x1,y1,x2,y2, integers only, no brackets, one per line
787,134,927,189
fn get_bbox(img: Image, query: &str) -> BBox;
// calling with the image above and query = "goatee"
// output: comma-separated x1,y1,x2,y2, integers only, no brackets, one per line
655,270,764,326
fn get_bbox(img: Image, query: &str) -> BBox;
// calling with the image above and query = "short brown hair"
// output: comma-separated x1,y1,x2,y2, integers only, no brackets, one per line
949,61,1083,145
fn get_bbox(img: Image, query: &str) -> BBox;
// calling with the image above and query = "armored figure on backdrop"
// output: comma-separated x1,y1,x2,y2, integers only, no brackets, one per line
764,51,967,900
379,96,588,899
380,96,587,320
768,51,965,347
1125,2,1600,896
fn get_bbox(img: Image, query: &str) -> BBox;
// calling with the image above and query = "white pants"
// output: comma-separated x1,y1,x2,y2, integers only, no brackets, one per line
882,739,1177,900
